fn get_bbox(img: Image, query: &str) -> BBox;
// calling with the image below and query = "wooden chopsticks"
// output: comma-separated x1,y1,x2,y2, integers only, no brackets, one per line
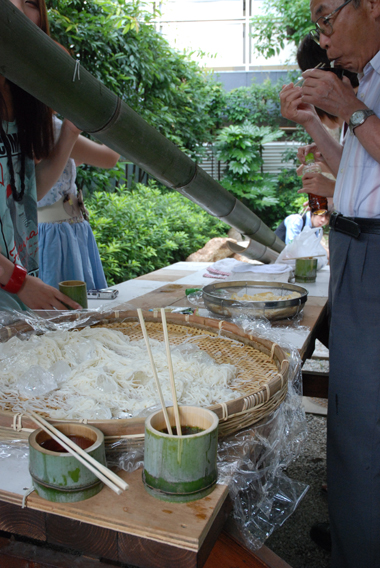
294,62,325,87
28,411,128,495
160,308,182,436
137,309,182,436
137,309,172,434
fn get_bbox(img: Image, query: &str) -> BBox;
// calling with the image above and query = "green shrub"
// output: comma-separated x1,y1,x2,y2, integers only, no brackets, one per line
214,121,283,223
87,182,229,285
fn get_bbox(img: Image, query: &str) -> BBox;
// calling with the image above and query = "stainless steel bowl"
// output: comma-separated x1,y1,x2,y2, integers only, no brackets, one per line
202,281,308,321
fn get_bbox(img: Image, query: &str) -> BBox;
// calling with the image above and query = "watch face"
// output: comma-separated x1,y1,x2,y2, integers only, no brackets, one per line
351,110,366,126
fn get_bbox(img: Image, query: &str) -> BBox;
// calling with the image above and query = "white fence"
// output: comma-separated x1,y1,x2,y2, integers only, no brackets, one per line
197,141,302,181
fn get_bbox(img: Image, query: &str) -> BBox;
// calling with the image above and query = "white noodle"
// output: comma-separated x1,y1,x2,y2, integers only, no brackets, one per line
0,328,240,420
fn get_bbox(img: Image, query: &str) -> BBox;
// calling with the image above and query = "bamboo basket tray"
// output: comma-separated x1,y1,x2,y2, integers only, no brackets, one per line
0,310,289,443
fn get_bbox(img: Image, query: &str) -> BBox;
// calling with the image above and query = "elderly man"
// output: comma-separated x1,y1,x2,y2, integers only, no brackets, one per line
280,1,380,567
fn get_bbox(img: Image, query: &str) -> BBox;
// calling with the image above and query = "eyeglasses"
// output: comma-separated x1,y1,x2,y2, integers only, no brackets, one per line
310,0,353,42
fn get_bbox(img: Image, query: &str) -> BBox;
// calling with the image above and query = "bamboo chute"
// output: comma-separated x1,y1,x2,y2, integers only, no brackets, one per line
0,0,285,253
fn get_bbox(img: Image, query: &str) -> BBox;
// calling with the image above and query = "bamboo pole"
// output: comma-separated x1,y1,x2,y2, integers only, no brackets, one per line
0,0,285,252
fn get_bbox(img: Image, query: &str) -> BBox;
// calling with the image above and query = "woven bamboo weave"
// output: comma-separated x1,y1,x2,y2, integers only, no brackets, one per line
0,311,289,440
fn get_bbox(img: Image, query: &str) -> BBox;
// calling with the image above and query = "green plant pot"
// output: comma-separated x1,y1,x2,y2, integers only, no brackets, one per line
29,423,106,503
143,406,219,503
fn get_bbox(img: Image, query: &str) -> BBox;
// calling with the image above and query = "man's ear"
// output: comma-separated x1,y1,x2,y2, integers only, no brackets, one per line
367,0,380,19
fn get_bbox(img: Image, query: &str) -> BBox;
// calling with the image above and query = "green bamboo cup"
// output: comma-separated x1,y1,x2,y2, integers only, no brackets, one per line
29,423,106,503
59,280,88,309
295,258,318,283
143,406,219,503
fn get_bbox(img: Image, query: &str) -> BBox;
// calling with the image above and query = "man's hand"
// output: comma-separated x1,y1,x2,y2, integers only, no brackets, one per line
301,70,361,124
299,172,336,198
17,276,82,310
297,143,325,167
280,83,319,127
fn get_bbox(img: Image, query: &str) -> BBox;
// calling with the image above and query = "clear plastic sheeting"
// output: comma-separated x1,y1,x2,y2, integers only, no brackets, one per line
217,376,308,548
0,440,32,496
0,302,137,338
215,313,308,548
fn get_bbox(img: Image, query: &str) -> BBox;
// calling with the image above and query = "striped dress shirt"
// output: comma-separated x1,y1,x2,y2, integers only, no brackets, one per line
334,49,380,218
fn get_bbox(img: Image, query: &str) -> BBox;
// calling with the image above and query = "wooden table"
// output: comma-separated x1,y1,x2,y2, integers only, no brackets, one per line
0,262,329,568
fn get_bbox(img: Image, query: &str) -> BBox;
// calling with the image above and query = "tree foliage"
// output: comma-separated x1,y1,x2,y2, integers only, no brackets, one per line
250,0,313,58
220,76,298,129
48,0,225,160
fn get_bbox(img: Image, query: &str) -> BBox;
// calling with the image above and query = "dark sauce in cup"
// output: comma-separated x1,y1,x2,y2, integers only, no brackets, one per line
40,435,93,453
160,426,204,436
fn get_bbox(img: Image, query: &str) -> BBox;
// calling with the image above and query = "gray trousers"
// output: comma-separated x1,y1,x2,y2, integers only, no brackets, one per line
328,229,380,568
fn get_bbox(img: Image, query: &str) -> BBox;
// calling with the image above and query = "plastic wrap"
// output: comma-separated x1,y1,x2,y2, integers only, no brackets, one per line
0,302,138,340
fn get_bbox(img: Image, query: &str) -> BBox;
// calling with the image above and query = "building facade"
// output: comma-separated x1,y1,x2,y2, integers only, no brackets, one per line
153,0,297,91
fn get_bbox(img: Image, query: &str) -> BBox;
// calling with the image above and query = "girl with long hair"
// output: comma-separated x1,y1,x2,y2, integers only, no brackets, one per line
0,0,82,311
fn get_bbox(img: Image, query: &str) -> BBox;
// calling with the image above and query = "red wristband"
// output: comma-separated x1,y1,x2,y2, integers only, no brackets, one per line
0,264,28,294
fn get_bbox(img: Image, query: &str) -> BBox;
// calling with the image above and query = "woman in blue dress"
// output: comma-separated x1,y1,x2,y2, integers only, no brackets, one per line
38,117,119,290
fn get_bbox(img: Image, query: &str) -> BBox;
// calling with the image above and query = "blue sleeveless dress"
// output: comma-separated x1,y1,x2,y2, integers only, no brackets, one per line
37,119,107,290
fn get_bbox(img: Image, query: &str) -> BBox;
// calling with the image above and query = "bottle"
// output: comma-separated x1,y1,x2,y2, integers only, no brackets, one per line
304,153,328,215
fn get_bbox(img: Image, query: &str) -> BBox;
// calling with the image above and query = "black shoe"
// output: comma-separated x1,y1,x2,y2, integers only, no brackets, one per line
310,522,332,551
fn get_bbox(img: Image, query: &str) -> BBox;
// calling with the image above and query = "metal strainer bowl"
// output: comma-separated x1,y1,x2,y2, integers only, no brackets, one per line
202,280,308,321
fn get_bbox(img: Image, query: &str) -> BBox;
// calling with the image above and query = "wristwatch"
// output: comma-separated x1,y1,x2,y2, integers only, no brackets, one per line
349,109,376,135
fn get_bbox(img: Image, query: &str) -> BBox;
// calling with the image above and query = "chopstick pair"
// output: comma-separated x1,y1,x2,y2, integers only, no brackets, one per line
294,62,325,87
28,411,128,495
137,308,182,436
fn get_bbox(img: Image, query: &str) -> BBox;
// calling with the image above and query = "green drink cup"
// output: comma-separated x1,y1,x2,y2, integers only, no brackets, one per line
295,258,318,283
59,280,88,309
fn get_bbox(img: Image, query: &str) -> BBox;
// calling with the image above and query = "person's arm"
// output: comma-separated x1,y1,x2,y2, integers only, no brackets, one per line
284,215,304,244
301,69,380,166
35,119,81,201
0,254,81,310
280,83,343,176
70,135,120,168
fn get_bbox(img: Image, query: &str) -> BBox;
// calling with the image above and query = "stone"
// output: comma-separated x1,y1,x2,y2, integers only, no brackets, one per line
186,237,237,262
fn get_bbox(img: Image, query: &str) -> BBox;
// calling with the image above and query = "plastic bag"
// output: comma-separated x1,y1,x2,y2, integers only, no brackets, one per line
276,226,328,270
